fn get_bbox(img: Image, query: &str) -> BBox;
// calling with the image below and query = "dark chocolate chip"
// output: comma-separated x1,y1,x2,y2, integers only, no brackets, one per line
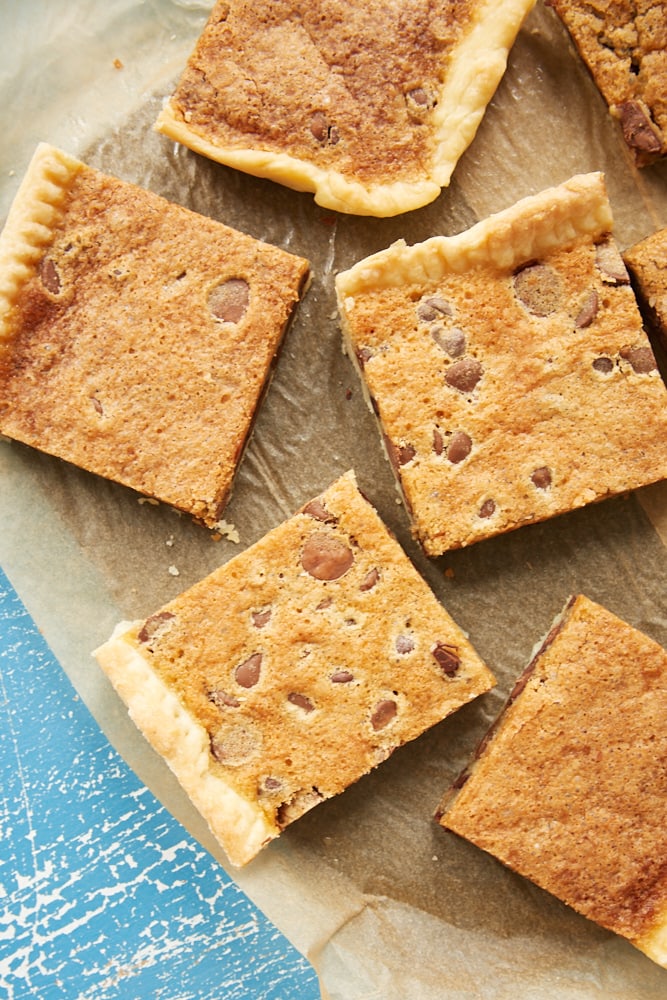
574,290,599,328
531,466,552,489
331,669,354,683
235,652,262,688
359,567,380,592
446,431,472,464
595,239,630,285
479,499,496,519
620,345,658,374
432,643,460,676
288,692,315,713
513,262,562,316
208,278,250,323
445,358,483,393
371,699,397,730
592,356,614,374
301,532,354,581
38,256,61,294
137,611,175,645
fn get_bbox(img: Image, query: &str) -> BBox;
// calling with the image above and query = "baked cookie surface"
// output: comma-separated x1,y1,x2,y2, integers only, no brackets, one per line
548,0,667,165
624,225,667,354
336,172,667,556
156,0,535,217
0,143,309,527
95,470,495,866
437,594,667,969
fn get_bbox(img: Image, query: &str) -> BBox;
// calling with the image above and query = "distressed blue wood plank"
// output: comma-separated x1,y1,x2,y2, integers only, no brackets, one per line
0,567,320,999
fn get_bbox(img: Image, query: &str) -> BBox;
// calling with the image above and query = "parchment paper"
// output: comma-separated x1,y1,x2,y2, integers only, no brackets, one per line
2,2,667,997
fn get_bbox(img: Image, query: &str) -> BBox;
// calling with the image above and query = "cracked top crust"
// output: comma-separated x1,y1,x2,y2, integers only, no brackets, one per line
438,594,667,970
335,173,667,555
548,0,667,166
155,0,535,217
95,470,494,866
0,143,309,526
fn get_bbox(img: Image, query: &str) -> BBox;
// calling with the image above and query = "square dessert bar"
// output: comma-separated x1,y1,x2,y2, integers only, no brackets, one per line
0,143,309,527
437,594,667,969
624,225,667,354
95,471,495,866
336,172,667,556
155,0,535,217
547,0,667,166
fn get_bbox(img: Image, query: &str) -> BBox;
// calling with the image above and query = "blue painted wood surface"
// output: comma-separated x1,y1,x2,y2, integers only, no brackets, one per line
0,567,320,999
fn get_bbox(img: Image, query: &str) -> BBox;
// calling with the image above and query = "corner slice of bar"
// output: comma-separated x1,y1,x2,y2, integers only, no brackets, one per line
335,172,667,556
155,0,535,218
94,470,495,866
437,594,667,969
624,226,667,355
0,143,309,527
547,0,667,166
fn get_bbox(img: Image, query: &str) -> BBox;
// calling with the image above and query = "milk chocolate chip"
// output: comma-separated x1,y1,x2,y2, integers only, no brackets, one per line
208,688,240,709
210,723,261,765
371,699,397,730
595,238,630,285
137,611,175,645
432,327,466,357
617,100,662,158
479,499,496,518
575,290,599,328
620,345,658,374
287,692,315,713
208,278,250,323
252,608,272,628
531,466,552,489
447,431,472,464
301,532,354,580
235,652,262,688
359,567,380,591
417,296,453,323
592,356,614,374
331,669,354,683
513,262,562,316
433,428,444,455
432,642,460,676
445,358,483,393
302,498,337,523
38,256,61,294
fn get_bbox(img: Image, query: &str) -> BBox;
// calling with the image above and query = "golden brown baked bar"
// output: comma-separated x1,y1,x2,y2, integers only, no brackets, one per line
547,0,667,166
624,226,667,354
94,470,495,866
155,0,535,217
437,594,667,970
0,143,309,527
336,172,667,556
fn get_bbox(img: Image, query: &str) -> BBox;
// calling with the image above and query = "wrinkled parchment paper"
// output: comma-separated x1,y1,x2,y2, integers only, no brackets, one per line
2,2,667,996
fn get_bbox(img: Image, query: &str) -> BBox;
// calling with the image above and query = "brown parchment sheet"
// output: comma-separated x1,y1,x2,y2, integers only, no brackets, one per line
2,2,667,997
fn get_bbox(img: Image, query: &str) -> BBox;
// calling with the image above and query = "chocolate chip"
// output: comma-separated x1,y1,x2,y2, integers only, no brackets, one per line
445,358,483,393
331,669,354,683
208,278,250,323
371,699,397,730
617,100,662,157
592,356,614,374
407,87,431,107
288,692,315,713
395,635,415,654
531,466,552,489
301,532,354,581
513,262,562,316
261,776,283,793
38,256,61,294
595,239,630,285
309,111,339,144
478,499,496,518
575,290,599,328
210,723,261,765
235,652,262,688
447,431,472,464
137,611,175,645
301,498,337,523
316,597,333,610
208,688,240,709
252,608,272,628
620,345,658,374
359,567,380,591
432,326,466,357
417,296,452,323
432,643,460,676
433,428,444,455
91,396,104,416
356,347,373,367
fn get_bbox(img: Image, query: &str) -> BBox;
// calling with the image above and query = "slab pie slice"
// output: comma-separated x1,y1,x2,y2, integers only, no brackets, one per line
0,143,309,527
155,0,535,217
437,594,667,970
95,470,495,866
336,172,667,556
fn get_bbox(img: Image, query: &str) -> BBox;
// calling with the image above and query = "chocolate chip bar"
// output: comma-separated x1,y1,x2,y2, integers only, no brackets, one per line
547,0,667,166
624,225,667,354
94,471,495,866
0,143,309,526
437,594,667,969
336,172,667,556
155,0,535,217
